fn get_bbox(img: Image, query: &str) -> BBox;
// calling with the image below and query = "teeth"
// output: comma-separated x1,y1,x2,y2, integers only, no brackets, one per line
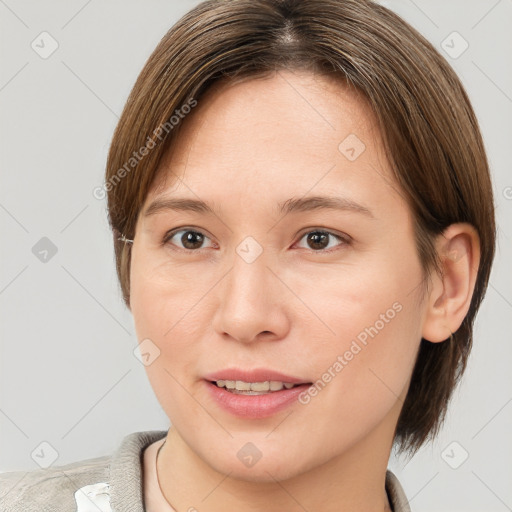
236,380,252,391
250,381,270,392
214,380,300,393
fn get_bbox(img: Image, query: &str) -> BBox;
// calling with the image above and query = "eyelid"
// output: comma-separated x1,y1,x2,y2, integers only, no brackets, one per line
293,227,351,252
295,226,351,242
163,226,216,250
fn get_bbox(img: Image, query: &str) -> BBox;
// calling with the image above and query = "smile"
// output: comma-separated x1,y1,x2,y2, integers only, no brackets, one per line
212,380,301,394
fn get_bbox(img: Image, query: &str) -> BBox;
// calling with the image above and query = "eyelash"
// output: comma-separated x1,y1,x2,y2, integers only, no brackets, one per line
161,226,351,254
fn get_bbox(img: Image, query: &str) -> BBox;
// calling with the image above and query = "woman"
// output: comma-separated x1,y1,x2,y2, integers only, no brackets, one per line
0,0,496,510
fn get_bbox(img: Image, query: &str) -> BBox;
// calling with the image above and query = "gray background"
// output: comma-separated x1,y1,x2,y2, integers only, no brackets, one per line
1,0,511,510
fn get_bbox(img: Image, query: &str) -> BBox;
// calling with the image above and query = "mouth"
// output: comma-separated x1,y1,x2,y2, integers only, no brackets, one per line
202,368,313,418
204,378,313,418
208,379,310,395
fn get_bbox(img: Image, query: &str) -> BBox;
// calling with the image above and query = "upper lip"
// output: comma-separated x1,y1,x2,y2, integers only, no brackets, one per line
204,368,311,384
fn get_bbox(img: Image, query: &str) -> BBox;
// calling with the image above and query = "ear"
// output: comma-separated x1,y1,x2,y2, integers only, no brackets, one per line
421,223,481,343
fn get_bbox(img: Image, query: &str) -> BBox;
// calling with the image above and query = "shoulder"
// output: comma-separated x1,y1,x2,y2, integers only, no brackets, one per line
0,429,168,512
0,453,110,512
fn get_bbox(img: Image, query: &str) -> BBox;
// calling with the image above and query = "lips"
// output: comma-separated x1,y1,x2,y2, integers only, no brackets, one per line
202,368,313,418
205,379,312,419
203,368,310,385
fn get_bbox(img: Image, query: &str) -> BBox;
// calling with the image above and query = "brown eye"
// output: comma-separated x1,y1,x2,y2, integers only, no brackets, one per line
296,230,349,252
164,229,214,251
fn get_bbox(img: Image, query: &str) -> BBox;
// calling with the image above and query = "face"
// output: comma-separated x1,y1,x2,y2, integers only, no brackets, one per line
130,70,427,482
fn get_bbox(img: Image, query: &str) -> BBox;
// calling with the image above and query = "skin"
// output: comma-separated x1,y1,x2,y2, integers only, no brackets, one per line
129,69,480,512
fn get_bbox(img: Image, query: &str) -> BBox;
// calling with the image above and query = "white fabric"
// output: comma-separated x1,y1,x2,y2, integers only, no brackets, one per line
74,482,111,512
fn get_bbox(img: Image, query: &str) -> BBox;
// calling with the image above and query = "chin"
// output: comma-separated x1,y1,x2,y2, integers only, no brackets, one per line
198,440,313,484
219,459,301,484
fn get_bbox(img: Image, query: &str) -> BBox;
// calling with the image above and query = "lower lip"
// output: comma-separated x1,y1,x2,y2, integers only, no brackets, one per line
204,380,311,419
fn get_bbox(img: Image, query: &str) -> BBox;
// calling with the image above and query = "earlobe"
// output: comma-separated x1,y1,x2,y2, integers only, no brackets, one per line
421,223,481,343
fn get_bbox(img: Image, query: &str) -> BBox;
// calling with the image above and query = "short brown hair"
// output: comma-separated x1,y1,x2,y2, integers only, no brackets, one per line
105,0,496,458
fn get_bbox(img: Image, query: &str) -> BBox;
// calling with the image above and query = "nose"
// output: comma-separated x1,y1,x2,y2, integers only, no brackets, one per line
212,250,290,344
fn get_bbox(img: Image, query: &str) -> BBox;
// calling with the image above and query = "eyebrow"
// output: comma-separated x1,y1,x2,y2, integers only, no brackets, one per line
143,195,375,219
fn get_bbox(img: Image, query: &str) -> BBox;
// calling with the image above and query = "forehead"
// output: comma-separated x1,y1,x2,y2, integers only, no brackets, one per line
146,70,405,217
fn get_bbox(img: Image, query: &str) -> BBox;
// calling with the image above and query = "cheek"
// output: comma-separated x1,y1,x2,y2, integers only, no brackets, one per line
288,242,424,395
292,288,422,458
131,276,206,369
130,259,207,421
130,247,219,382
130,244,202,336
